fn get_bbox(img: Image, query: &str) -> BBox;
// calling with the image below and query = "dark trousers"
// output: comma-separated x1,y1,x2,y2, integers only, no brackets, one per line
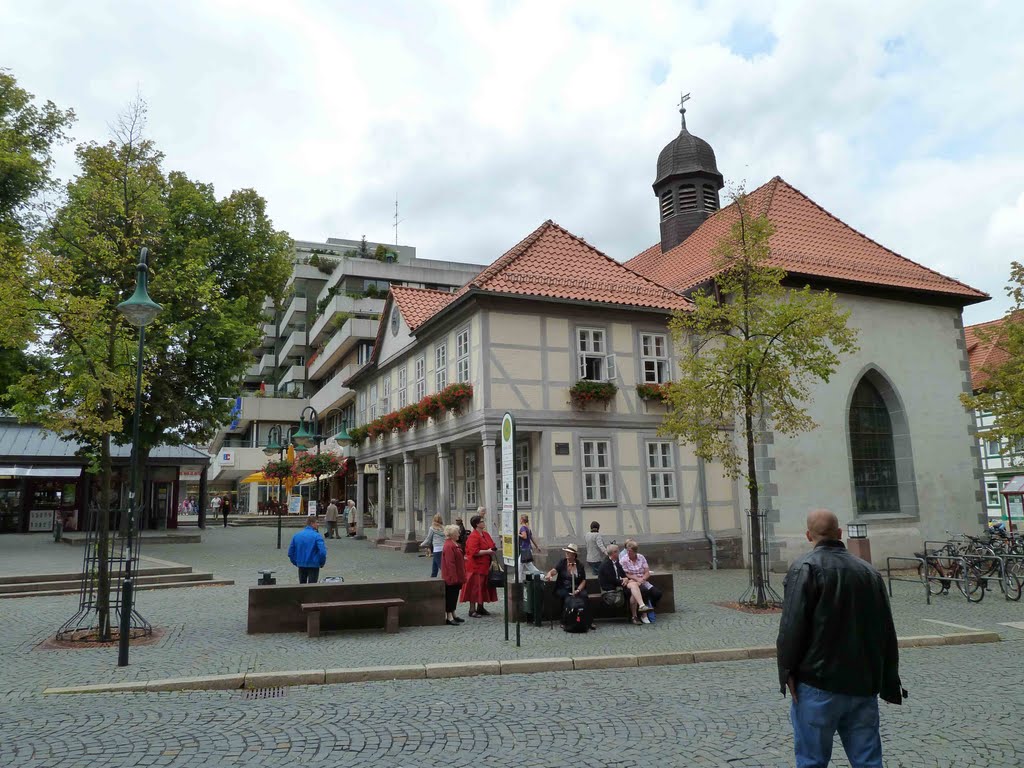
222,512,228,528
642,582,663,607
444,583,460,613
298,567,320,584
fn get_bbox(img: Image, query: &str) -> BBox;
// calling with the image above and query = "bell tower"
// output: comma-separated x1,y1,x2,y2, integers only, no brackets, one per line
653,95,724,252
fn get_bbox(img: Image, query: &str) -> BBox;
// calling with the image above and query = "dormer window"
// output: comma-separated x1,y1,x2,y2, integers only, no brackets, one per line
703,184,718,212
677,184,697,211
659,190,675,221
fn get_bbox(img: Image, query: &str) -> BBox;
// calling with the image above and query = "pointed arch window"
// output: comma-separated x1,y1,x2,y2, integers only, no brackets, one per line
849,378,900,514
677,184,697,211
702,184,718,212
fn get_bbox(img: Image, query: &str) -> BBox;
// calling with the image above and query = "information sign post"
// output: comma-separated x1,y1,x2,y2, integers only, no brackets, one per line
500,412,520,647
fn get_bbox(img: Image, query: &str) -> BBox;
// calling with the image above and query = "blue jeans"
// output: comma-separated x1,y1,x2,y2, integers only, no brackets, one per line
790,683,882,768
431,551,442,578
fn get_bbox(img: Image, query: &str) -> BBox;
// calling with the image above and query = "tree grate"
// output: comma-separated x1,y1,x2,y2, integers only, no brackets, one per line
243,686,287,699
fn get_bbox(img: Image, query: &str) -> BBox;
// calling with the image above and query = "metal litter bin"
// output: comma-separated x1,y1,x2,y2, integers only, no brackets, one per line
524,573,544,627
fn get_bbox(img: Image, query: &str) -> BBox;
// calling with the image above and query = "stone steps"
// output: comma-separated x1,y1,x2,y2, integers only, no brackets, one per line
0,576,235,599
375,537,418,553
0,561,233,599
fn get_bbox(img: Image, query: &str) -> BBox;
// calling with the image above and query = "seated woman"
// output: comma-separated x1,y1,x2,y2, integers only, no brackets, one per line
597,543,648,625
545,543,594,630
619,539,662,625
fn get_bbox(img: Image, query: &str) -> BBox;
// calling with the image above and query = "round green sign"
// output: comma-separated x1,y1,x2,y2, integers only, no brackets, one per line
502,415,512,441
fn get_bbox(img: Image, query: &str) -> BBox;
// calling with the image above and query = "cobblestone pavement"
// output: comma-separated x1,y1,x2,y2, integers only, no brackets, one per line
3,528,1024,765
3,640,1024,767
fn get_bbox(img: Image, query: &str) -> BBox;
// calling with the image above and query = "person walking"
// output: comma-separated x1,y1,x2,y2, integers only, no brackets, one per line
324,499,340,539
517,513,543,577
460,514,498,618
345,499,357,536
210,494,222,526
777,509,905,768
584,521,608,577
441,524,466,625
221,495,231,528
420,513,446,577
288,513,327,584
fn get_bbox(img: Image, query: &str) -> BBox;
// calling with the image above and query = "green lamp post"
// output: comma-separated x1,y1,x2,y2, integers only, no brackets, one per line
115,247,163,668
263,425,286,549
291,406,320,511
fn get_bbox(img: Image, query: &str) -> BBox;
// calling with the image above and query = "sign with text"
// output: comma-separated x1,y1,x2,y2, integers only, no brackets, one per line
500,412,516,566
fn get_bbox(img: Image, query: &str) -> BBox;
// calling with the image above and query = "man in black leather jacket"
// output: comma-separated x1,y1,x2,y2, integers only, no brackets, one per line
776,509,904,768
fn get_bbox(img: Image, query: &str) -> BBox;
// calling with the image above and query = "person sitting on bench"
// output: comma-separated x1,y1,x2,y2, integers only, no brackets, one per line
619,539,662,624
598,543,648,624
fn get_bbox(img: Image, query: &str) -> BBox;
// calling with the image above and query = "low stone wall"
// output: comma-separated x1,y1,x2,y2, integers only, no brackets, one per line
531,536,743,572
247,578,446,634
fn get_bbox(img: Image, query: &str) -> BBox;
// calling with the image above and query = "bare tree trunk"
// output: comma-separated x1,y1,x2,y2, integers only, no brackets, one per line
745,398,767,608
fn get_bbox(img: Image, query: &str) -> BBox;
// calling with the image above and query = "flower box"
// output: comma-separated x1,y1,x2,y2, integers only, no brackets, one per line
569,381,618,410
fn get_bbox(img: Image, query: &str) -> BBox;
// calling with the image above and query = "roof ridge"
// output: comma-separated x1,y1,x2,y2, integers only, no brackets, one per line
772,177,987,299
467,220,555,290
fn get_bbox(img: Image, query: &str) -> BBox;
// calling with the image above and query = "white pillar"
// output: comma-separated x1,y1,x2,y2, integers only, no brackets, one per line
354,463,366,539
376,460,387,541
437,444,450,521
482,434,497,521
404,452,416,540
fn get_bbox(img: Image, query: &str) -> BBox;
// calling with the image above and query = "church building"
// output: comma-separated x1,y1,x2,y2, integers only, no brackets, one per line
345,102,988,569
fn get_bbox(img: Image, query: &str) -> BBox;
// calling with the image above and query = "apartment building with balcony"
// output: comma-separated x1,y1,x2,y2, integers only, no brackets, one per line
209,235,485,513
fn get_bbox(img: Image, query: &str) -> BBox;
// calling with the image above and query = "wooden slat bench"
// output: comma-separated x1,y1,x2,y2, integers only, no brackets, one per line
300,598,405,638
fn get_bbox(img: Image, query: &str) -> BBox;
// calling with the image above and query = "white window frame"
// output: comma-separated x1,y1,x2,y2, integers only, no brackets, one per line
581,439,613,504
397,367,407,408
369,384,378,420
357,392,366,426
640,332,669,384
395,463,405,511
986,481,1001,507
646,440,677,502
415,355,426,401
381,376,391,415
515,441,531,507
464,451,477,508
577,327,615,382
435,342,448,391
456,327,470,384
448,457,456,510
986,438,1001,457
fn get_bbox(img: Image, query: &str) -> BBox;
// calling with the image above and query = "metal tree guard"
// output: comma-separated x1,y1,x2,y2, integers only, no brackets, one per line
740,508,782,606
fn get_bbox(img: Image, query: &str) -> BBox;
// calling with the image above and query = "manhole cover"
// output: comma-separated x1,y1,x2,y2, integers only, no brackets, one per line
243,687,287,699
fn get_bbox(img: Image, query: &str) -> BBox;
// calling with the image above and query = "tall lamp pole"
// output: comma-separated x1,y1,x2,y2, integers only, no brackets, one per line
291,406,321,510
263,425,285,549
115,247,163,667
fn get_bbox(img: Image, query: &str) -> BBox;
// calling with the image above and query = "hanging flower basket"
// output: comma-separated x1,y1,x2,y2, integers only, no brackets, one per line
397,404,421,431
263,458,299,483
636,382,670,402
438,382,474,414
348,426,368,445
418,393,444,421
569,381,618,410
295,451,346,478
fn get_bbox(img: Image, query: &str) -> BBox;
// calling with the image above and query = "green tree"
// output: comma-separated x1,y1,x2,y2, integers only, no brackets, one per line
662,192,858,607
0,70,74,404
0,101,290,637
961,263,1024,450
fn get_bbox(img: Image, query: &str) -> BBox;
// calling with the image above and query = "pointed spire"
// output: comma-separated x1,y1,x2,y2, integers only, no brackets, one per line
678,91,690,130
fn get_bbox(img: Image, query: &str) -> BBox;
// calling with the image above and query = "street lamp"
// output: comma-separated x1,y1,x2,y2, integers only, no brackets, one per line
115,247,163,667
263,425,285,549
291,406,320,511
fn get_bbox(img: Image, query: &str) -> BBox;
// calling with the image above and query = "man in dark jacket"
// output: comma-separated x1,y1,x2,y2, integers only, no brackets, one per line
288,514,327,584
777,509,903,768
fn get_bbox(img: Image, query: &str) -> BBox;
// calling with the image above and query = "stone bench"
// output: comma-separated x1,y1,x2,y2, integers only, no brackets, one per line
302,598,404,638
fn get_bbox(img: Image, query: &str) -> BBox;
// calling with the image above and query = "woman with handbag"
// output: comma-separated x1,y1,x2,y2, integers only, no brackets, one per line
459,514,498,618
441,524,466,625
518,514,544,578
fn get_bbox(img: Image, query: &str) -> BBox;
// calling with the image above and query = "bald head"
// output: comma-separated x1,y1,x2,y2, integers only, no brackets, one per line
806,509,841,544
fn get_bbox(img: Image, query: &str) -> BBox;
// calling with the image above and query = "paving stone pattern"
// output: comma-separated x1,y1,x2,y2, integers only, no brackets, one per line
2,528,1024,766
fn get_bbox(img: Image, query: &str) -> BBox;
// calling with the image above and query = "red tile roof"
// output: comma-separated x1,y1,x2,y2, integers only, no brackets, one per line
390,286,457,331
966,315,1016,391
454,220,691,312
626,176,988,304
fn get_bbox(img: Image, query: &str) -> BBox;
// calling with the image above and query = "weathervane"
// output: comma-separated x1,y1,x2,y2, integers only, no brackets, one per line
679,92,690,129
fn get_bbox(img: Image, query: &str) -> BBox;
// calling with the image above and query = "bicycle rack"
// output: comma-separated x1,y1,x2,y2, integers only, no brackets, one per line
888,553,985,605
886,556,931,604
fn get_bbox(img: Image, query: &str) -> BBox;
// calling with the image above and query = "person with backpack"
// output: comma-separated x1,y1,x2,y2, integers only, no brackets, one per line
546,543,594,632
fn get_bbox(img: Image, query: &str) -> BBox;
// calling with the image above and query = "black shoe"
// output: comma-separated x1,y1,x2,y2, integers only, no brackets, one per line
453,616,465,624
477,607,492,616
446,619,461,626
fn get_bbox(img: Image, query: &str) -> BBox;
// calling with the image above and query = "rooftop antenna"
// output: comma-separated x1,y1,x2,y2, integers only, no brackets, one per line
678,92,690,130
393,197,405,246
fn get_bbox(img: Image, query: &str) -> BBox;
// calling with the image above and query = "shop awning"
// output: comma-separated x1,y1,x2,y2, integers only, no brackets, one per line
240,472,267,484
0,466,82,478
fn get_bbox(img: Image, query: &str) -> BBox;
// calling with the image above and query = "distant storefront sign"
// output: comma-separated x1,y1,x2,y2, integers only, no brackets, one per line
219,450,235,467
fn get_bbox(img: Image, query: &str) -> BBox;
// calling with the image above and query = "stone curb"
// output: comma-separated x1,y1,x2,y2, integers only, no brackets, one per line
42,631,1000,695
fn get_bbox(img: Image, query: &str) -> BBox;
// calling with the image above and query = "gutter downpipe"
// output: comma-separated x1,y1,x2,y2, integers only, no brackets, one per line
696,452,718,570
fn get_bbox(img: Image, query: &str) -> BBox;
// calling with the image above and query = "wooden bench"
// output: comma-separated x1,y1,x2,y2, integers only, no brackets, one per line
300,598,405,638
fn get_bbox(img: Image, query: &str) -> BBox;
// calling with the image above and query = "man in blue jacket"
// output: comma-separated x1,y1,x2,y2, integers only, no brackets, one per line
288,514,327,583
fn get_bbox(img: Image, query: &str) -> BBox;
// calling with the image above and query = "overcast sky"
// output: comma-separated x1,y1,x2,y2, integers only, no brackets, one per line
3,0,1022,324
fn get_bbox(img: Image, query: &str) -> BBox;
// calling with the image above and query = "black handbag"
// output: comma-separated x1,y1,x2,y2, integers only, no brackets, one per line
488,560,506,589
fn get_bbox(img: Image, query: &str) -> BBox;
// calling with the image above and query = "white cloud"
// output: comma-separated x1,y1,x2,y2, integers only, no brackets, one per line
2,0,1021,325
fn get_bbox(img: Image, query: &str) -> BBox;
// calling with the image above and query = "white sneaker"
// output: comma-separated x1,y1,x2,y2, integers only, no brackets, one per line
640,613,651,624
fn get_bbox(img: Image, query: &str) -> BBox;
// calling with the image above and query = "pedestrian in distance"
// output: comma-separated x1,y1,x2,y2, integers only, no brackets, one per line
346,499,357,536
777,509,905,768
441,524,466,625
420,513,446,577
584,520,608,578
288,513,327,584
221,495,231,528
460,514,498,618
211,494,222,526
517,513,544,578
324,499,340,539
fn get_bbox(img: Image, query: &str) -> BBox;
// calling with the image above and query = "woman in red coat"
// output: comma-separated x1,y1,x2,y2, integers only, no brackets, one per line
441,524,466,625
459,513,497,617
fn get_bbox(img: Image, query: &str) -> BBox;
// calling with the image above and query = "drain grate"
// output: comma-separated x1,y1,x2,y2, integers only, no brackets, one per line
243,686,287,699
